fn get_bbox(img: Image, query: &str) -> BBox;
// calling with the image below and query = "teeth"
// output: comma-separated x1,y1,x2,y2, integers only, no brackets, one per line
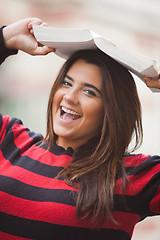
61,106,81,116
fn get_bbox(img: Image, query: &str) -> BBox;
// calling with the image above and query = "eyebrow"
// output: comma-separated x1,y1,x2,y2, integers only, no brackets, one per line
65,75,102,96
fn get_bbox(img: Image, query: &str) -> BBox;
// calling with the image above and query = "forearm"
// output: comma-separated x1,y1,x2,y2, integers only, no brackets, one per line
0,26,18,65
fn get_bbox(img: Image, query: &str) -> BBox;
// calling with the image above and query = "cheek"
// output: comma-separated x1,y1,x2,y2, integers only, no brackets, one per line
84,101,104,127
94,107,104,128
52,90,62,110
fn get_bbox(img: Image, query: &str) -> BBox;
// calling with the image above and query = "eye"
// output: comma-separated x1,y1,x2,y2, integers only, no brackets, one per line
62,80,72,87
83,89,97,97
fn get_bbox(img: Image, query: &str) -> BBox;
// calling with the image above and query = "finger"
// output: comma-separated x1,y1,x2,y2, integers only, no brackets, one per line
41,22,48,27
28,18,43,29
143,76,160,89
30,18,43,25
29,29,34,35
32,46,55,55
149,79,160,89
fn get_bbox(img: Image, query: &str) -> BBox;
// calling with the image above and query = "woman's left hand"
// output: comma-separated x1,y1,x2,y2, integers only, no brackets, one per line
3,18,55,56
143,74,160,90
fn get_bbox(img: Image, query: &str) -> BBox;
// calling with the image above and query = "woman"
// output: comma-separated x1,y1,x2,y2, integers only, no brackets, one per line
0,18,160,240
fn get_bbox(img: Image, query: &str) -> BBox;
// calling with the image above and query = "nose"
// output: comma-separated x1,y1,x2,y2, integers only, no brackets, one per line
63,90,79,105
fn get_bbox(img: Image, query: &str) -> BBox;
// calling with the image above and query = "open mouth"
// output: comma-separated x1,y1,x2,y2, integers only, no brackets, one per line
60,106,82,120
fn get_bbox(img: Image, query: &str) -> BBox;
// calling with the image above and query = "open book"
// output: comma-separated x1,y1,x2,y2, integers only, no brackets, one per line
33,25,159,92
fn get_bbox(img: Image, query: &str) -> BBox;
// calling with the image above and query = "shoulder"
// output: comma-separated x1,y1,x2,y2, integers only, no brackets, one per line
123,153,160,167
123,153,150,167
123,153,160,176
0,113,43,148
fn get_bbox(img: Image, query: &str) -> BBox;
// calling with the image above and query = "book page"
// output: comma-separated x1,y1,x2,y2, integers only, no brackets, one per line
33,25,159,92
33,25,93,42
94,37,158,75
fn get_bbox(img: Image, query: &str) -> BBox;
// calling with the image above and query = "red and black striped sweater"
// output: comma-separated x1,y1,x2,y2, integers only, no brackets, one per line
0,27,160,240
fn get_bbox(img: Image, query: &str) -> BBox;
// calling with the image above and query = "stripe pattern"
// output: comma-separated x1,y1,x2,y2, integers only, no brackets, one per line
0,114,160,240
1,31,160,239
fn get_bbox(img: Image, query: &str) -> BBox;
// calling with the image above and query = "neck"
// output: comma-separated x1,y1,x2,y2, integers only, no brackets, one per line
56,137,86,151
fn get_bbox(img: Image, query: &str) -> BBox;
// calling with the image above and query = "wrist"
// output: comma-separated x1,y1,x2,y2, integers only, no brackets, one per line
2,25,16,50
0,26,18,56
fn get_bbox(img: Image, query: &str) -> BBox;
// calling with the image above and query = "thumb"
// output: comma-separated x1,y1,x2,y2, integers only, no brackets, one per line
31,46,55,56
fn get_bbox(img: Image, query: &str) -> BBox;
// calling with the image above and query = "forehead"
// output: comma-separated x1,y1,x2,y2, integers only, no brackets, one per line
66,60,102,88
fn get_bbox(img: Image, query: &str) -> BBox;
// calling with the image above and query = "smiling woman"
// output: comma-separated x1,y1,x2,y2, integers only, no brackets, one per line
0,18,160,240
45,48,144,227
52,59,104,150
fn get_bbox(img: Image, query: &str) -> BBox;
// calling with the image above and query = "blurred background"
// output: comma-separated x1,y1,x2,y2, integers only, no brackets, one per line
0,0,160,239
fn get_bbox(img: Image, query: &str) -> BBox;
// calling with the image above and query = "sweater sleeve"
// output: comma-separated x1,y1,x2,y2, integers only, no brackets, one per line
0,113,43,150
0,26,18,65
123,154,160,220
142,155,160,216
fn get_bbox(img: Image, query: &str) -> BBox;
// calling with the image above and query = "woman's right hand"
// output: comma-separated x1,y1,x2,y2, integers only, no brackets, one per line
143,74,160,90
3,18,55,56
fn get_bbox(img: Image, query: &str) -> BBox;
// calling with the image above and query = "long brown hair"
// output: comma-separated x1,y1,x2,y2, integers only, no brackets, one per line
45,49,143,227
